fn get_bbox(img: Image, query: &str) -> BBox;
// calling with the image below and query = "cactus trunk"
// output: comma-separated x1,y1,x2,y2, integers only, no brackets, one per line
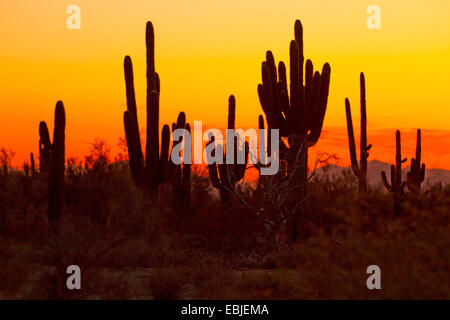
123,21,184,204
208,95,249,206
407,129,425,195
381,130,406,215
345,73,371,195
257,20,331,242
39,101,66,231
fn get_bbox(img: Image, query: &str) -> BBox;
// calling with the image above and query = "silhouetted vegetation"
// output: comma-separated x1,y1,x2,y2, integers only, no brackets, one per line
0,19,448,300
345,73,371,195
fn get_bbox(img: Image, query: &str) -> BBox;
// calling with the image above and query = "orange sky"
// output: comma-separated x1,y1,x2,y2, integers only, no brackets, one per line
0,0,449,169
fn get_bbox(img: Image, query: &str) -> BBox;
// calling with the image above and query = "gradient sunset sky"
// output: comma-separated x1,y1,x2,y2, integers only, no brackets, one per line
1,0,449,169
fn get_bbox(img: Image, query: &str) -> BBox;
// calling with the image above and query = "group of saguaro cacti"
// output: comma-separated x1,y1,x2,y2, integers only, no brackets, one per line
381,130,407,215
345,73,372,194
208,95,249,205
257,20,331,242
39,101,66,230
23,153,36,178
381,129,426,214
123,21,190,210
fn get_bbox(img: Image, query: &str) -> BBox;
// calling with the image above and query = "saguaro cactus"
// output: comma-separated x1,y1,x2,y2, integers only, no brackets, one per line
208,95,249,205
257,20,331,242
381,130,407,215
39,101,66,229
407,129,425,195
123,21,179,198
345,73,372,194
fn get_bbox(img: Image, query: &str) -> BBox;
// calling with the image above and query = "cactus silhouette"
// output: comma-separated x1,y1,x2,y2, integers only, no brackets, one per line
208,95,249,205
39,128,51,173
381,130,407,215
345,73,372,194
407,129,425,195
257,20,331,242
39,101,66,230
256,114,267,173
123,21,180,198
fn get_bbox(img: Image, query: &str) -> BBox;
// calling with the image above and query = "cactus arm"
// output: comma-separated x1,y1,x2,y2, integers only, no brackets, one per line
294,20,304,84
416,129,421,165
381,170,392,192
407,129,425,193
257,84,265,113
39,122,52,172
345,98,360,177
261,63,277,128
123,55,144,165
359,72,368,174
124,111,144,186
146,22,155,86
228,95,236,130
155,72,160,95
278,61,287,92
265,51,278,99
289,40,301,126
39,122,51,148
123,56,139,131
304,60,314,124
307,64,330,146
208,163,222,189
207,137,222,189
395,130,404,189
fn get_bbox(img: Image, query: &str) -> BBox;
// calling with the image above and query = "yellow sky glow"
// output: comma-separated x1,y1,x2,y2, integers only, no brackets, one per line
1,0,449,168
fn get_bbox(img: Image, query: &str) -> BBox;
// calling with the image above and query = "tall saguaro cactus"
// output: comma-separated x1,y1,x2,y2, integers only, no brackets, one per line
257,20,331,242
381,130,407,215
123,21,178,198
39,101,66,229
407,129,425,195
345,73,372,194
208,95,249,205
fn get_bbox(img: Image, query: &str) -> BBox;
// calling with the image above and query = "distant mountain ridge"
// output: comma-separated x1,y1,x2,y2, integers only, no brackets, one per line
316,160,450,187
